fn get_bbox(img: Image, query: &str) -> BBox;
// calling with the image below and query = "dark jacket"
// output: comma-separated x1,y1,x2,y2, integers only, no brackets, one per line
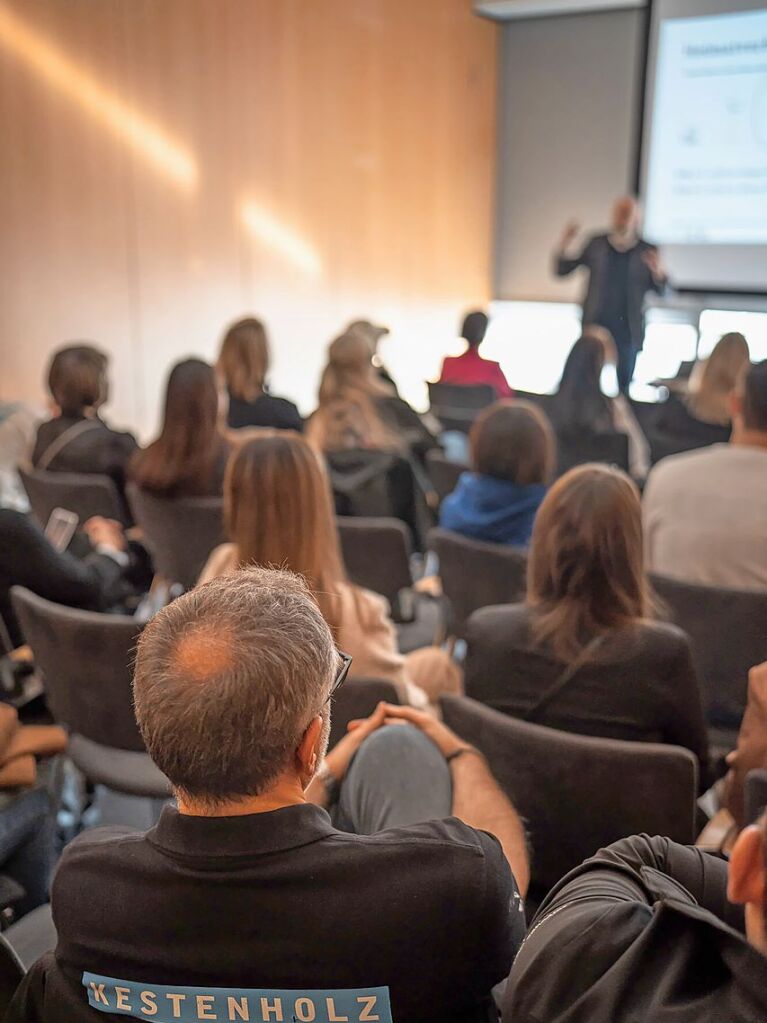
464,604,709,779
654,393,731,455
504,834,767,1023
32,415,137,493
226,391,303,432
439,473,546,547
0,509,125,648
555,234,665,351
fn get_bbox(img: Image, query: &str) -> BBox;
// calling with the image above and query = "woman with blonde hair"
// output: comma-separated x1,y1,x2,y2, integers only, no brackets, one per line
463,464,708,776
217,316,303,432
656,332,750,453
199,432,459,703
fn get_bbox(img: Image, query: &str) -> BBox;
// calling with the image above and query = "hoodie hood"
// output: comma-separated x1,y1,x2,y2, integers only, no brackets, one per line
439,472,546,547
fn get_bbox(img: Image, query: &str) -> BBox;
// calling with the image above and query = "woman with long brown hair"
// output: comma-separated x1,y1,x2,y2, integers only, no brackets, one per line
463,464,708,774
218,316,303,432
129,358,230,498
198,432,459,702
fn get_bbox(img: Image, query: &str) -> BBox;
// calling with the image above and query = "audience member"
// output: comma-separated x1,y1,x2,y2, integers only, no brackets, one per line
0,788,56,918
199,433,459,701
549,332,650,478
438,310,513,397
32,345,137,507
655,331,750,452
504,826,767,1021
129,358,230,499
312,332,438,455
218,316,303,432
464,464,708,776
8,568,529,1022
644,359,767,590
440,400,554,546
0,509,129,649
345,318,398,393
723,661,767,830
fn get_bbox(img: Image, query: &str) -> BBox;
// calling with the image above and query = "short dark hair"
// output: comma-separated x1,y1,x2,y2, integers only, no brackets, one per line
133,567,337,807
470,400,555,485
743,359,767,432
47,344,108,416
460,310,489,347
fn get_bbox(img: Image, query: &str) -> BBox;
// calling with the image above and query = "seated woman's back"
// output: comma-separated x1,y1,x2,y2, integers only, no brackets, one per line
462,464,708,776
439,400,554,547
129,359,229,499
217,316,303,432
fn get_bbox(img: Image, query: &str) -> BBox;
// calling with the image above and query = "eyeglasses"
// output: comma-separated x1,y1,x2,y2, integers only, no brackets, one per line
326,650,352,704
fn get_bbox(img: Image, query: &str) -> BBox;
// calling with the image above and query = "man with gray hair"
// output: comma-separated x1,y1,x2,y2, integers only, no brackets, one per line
10,567,529,1023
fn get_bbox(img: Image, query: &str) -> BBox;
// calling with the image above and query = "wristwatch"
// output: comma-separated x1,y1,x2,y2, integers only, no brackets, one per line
316,762,341,806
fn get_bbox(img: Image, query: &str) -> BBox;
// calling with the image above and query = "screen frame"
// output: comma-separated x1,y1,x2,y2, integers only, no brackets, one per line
634,0,767,297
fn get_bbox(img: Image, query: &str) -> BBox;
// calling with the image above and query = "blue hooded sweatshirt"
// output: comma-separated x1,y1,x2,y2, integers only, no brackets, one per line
439,472,546,547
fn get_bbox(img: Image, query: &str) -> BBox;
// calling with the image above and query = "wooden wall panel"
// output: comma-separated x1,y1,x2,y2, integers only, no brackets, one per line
0,0,497,435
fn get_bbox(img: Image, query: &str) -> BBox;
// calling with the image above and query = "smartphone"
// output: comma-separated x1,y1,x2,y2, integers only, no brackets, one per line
45,507,79,552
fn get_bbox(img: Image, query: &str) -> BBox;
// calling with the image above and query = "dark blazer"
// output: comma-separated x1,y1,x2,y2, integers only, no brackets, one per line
505,834,765,1023
227,391,303,432
0,509,125,649
653,394,731,455
555,234,665,352
464,603,708,776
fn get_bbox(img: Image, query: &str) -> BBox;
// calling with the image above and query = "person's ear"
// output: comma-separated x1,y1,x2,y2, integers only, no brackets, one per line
296,715,324,781
728,825,765,906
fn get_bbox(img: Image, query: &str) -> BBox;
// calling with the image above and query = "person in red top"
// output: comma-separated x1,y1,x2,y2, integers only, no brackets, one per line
439,311,513,398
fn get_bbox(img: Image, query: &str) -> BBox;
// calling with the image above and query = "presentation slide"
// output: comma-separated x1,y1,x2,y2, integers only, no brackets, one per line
640,0,767,291
645,8,767,245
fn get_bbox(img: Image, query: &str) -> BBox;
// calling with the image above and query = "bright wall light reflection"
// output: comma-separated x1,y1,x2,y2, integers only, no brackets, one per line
240,199,323,279
0,3,197,190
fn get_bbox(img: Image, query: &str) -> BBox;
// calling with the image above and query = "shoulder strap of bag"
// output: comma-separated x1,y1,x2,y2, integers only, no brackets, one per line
36,419,101,471
522,633,606,723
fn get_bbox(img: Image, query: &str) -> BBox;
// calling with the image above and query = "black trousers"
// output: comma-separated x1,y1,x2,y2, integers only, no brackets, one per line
616,342,638,393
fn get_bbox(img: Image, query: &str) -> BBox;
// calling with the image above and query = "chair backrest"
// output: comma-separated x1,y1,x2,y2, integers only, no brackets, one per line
328,679,401,750
127,485,225,591
427,382,495,433
19,467,126,527
429,527,527,639
650,573,767,731
11,587,145,752
745,769,767,826
425,451,466,504
441,694,698,891
555,430,630,477
337,517,413,621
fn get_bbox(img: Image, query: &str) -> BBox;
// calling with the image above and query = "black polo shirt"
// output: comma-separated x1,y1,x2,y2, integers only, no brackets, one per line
9,804,523,1023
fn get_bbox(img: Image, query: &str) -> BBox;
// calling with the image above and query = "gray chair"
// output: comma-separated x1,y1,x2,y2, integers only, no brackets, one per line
745,769,767,826
441,694,698,893
425,451,466,505
337,517,415,623
427,382,495,434
555,430,630,477
127,485,225,591
10,588,169,802
429,527,527,639
328,679,401,750
650,573,767,741
19,467,127,527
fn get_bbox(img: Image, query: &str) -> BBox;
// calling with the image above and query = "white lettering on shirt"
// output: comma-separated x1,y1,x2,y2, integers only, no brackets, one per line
325,998,349,1022
293,997,316,1022
260,996,284,1021
166,992,186,1018
197,994,218,1019
115,987,132,1011
140,990,158,1016
357,996,379,1021
89,982,109,1006
227,995,250,1021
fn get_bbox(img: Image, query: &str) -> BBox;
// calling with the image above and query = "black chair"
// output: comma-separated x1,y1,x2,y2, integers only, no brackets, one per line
337,517,414,623
327,449,427,551
427,382,495,434
555,430,630,477
429,528,527,639
19,467,127,527
10,588,168,800
0,932,24,1016
127,485,225,591
650,573,767,742
425,450,466,505
328,679,401,750
441,695,698,893
745,769,767,825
